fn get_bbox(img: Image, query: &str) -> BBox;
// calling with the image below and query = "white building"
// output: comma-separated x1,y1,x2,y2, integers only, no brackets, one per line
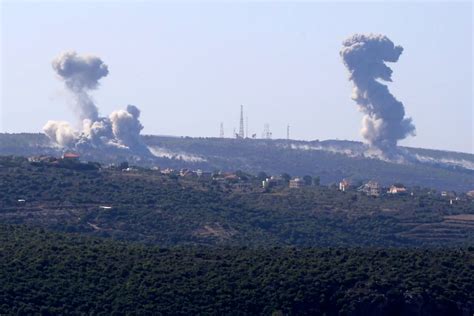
289,178,305,189
388,184,407,195
339,179,350,192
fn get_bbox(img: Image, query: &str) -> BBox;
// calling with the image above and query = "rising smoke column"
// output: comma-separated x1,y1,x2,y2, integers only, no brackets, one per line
340,34,415,155
52,51,109,121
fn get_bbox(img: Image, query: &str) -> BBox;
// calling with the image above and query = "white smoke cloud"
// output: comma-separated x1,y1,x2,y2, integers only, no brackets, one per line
43,120,77,148
44,51,150,155
109,105,144,148
340,34,416,156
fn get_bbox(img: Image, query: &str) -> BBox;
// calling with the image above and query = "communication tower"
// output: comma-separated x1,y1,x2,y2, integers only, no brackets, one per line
262,123,272,139
238,105,245,139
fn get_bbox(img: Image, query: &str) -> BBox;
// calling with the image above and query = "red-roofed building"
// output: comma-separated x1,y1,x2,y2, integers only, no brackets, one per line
388,184,407,195
62,152,80,160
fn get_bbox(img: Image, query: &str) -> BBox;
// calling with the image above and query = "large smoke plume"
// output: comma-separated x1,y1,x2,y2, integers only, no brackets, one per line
340,34,415,156
44,51,149,155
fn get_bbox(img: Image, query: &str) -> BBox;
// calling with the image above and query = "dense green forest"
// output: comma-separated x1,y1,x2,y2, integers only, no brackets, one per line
1,156,474,315
1,156,473,247
1,225,473,315
1,133,473,191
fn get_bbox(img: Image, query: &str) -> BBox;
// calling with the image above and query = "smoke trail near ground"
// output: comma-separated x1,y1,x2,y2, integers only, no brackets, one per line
44,51,150,156
109,105,144,149
43,120,77,148
340,34,415,156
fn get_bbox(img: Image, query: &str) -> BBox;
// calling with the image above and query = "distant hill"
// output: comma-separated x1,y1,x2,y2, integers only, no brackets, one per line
1,133,473,191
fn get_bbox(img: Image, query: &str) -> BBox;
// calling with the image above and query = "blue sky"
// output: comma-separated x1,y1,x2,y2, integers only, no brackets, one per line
1,1,472,153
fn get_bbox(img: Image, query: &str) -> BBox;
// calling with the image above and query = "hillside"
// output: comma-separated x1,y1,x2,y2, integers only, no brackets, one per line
1,133,473,191
1,156,474,247
144,136,474,192
1,225,473,315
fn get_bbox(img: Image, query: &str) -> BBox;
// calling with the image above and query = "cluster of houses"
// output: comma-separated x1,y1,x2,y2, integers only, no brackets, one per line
160,168,221,180
25,154,474,199
28,152,81,164
339,179,409,197
339,179,474,202
261,176,307,189
158,168,253,190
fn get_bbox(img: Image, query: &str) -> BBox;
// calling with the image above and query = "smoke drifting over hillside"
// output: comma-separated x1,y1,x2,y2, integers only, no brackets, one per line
340,34,415,157
44,51,149,155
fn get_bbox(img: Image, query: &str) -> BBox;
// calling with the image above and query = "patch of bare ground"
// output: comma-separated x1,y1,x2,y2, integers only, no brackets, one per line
444,214,474,221
398,214,474,241
88,222,101,231
194,222,237,239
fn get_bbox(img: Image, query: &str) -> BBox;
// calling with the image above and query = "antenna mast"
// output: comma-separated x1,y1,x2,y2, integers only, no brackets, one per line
238,105,245,139
263,123,272,139
220,122,224,138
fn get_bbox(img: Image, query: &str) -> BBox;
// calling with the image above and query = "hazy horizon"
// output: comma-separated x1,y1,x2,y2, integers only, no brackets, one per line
1,1,472,153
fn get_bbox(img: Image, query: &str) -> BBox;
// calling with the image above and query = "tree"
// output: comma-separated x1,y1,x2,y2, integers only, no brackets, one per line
281,173,291,184
235,170,249,181
303,175,313,186
313,176,320,186
257,172,268,181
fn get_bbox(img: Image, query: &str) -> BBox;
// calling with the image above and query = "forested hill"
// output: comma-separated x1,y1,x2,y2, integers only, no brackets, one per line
1,156,474,315
143,136,474,192
1,133,473,191
1,225,473,315
1,156,474,247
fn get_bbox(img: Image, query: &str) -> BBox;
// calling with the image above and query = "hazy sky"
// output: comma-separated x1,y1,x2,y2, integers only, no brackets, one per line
1,1,472,153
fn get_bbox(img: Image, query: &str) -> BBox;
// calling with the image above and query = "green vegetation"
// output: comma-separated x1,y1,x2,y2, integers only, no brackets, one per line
1,225,473,315
1,155,474,314
1,133,473,191
1,156,473,247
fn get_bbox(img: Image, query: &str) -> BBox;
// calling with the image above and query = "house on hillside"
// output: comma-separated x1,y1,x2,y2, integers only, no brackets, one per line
62,152,80,161
388,184,407,195
122,167,139,172
289,177,305,189
441,191,456,198
224,174,239,181
161,168,177,175
339,179,350,192
359,180,381,197
196,169,213,180
262,176,283,189
180,168,197,178
28,156,58,163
